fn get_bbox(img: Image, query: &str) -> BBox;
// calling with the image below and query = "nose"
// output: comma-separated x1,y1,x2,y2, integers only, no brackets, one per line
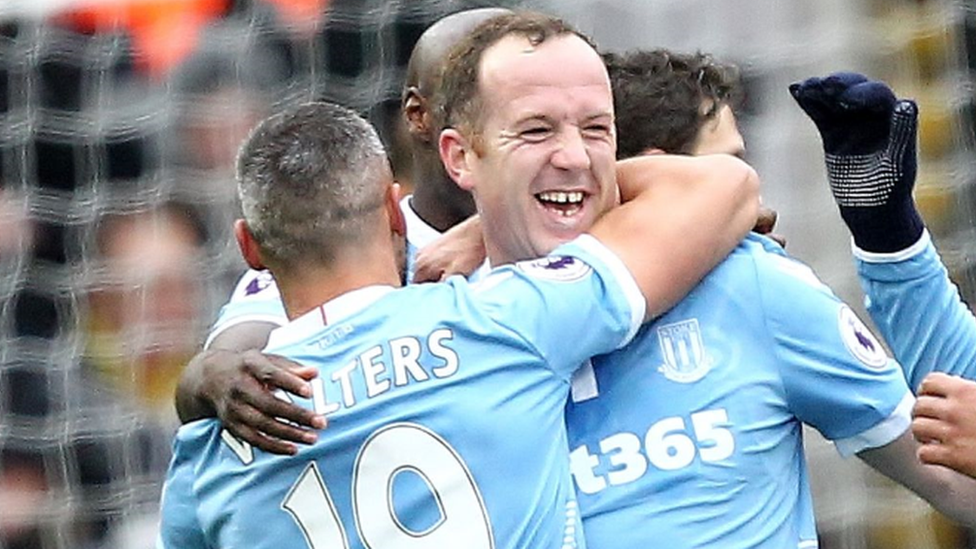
550,128,591,171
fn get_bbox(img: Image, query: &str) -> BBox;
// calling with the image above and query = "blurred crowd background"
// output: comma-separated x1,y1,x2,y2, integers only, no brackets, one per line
0,0,974,548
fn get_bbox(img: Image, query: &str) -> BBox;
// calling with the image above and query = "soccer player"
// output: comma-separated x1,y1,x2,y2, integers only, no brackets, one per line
561,49,976,548
172,7,513,454
428,46,976,542
791,72,976,479
158,97,758,549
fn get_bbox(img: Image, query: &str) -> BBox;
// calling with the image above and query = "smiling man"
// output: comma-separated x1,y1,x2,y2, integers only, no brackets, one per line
436,17,619,266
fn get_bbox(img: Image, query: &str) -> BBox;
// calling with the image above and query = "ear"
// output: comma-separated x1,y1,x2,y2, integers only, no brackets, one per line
386,182,406,238
234,219,267,270
402,88,431,142
439,128,476,192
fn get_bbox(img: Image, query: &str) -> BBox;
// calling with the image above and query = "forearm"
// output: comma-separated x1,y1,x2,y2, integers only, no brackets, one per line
859,430,976,527
175,321,277,423
907,460,976,526
600,154,759,319
856,234,976,390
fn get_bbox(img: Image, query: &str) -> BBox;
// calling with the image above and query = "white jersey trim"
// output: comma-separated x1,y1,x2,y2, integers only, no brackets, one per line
400,195,442,250
852,230,930,264
572,234,646,347
833,391,914,458
400,194,491,281
265,285,396,350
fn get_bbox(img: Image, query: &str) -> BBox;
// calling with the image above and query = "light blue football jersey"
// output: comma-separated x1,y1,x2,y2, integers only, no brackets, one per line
855,231,976,390
205,196,488,348
566,234,913,549
159,235,645,549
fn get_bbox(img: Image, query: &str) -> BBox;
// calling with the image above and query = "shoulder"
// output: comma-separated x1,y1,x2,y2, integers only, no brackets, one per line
740,234,833,294
229,269,280,302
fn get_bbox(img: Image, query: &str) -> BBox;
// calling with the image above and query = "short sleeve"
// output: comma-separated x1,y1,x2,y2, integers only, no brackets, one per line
757,252,912,456
204,269,287,349
465,235,645,380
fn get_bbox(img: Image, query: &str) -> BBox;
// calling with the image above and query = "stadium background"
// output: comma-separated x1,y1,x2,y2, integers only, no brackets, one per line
0,0,974,547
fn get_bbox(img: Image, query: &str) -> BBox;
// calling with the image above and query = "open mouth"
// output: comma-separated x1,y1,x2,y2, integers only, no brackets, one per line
535,190,585,217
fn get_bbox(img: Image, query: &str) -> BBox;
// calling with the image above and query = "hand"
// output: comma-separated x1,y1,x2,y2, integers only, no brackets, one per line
412,215,486,283
753,205,786,248
790,73,923,252
913,373,976,479
186,348,326,455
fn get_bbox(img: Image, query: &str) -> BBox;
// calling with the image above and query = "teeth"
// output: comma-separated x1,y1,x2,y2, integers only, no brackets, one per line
537,191,584,204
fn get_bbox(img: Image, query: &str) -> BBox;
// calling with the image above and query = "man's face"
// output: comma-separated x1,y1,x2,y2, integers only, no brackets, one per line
691,103,745,157
464,34,617,265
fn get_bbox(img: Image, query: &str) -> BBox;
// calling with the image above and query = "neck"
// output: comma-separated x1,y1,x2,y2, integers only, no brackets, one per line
484,241,515,270
410,150,475,232
272,251,402,321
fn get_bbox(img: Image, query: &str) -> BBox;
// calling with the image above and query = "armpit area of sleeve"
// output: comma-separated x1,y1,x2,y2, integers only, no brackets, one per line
204,314,288,350
568,234,646,346
834,392,914,458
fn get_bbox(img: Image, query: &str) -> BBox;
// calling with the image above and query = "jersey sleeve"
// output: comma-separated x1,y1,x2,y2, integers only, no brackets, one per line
157,432,210,549
855,231,976,390
466,234,645,380
755,249,913,457
204,269,288,349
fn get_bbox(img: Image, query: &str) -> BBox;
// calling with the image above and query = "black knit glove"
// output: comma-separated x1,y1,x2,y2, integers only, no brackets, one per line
790,72,924,252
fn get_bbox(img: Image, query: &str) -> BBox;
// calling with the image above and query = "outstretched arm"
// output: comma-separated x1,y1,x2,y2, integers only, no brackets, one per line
792,73,976,389
410,201,780,285
858,428,976,526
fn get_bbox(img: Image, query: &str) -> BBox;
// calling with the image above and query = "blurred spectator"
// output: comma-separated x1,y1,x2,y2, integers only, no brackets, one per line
0,449,47,549
52,0,231,79
167,14,287,173
84,202,207,419
0,190,33,264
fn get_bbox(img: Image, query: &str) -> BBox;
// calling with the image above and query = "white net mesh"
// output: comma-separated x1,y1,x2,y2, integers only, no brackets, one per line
1,1,974,548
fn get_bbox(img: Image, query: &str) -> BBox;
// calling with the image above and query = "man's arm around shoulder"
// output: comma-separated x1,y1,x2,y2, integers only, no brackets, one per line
590,154,759,320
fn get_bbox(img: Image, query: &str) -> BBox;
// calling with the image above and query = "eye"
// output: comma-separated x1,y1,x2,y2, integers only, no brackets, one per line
520,126,552,141
582,124,612,138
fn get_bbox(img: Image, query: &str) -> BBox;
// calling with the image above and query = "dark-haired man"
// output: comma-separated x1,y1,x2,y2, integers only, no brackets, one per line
564,50,976,548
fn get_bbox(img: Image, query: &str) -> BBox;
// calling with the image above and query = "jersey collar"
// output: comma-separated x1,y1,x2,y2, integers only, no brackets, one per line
265,285,396,350
400,194,443,249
